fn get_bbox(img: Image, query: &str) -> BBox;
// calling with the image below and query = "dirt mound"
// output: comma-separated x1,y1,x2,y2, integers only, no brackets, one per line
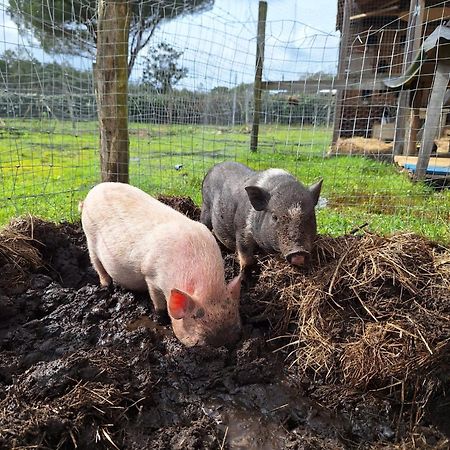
0,198,449,449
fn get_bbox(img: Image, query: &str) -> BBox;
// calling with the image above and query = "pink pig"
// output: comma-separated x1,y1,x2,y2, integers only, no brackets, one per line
80,182,242,347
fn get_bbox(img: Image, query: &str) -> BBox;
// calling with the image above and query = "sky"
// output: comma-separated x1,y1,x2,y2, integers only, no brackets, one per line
0,0,339,91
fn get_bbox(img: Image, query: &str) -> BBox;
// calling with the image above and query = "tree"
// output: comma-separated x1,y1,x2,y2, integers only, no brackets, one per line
142,42,188,93
0,48,92,93
7,0,212,183
7,0,213,76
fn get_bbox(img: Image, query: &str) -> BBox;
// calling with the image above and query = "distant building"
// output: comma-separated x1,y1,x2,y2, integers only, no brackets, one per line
333,0,450,152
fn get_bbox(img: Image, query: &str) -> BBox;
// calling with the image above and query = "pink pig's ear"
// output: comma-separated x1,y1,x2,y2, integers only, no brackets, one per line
227,274,242,301
169,289,195,319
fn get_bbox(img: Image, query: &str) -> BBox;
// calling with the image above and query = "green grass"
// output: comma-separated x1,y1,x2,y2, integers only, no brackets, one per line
1,119,449,243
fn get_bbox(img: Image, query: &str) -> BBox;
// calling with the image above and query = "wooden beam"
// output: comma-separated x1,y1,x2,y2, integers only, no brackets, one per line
250,1,267,152
261,77,387,92
332,0,352,146
416,61,450,179
393,0,424,156
350,6,399,21
398,7,450,22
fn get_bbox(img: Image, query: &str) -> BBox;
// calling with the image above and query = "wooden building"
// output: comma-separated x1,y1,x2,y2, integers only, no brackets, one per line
334,0,450,179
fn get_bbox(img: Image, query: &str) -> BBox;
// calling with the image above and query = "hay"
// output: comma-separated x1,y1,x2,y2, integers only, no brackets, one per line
253,233,450,425
434,137,450,154
330,137,393,155
0,216,42,289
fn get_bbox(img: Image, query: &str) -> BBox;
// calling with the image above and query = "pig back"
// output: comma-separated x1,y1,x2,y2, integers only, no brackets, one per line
81,182,200,290
202,162,255,250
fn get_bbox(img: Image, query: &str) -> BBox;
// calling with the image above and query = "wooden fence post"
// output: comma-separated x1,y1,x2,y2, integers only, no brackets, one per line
331,0,352,148
250,1,267,152
95,0,131,183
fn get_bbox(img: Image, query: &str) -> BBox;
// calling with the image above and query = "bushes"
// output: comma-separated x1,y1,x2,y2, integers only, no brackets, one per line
0,90,334,126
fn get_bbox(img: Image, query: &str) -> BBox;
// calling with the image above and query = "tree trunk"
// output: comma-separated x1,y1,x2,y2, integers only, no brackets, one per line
95,0,131,183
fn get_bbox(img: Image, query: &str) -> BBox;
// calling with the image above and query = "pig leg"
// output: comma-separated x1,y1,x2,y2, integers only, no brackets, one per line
236,233,256,272
200,204,212,229
146,280,170,325
89,249,112,287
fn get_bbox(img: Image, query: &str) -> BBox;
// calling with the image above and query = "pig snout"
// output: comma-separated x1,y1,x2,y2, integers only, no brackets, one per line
205,322,242,348
286,250,309,267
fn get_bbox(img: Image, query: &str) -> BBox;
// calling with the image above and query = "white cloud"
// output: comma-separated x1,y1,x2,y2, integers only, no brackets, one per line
0,0,339,89
141,0,340,89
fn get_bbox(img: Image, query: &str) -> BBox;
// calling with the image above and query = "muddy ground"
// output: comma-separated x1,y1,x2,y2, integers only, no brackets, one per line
0,198,448,449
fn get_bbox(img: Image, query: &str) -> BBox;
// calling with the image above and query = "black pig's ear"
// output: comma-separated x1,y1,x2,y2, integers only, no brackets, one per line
309,179,323,206
245,186,271,211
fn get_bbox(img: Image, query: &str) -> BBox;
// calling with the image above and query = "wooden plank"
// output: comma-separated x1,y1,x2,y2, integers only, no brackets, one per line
395,155,450,169
398,7,450,22
350,6,399,21
261,77,386,92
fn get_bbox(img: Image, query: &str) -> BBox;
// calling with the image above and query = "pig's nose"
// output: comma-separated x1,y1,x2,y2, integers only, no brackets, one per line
286,251,308,266
207,323,242,348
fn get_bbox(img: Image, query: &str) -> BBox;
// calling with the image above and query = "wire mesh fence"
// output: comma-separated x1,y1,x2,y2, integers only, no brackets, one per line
0,0,449,241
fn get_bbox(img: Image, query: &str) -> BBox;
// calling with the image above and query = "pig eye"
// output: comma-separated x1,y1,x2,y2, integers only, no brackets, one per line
271,213,278,222
193,308,205,320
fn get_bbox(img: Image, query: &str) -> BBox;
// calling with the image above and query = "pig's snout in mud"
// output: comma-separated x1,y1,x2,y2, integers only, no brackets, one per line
205,323,242,349
286,251,309,267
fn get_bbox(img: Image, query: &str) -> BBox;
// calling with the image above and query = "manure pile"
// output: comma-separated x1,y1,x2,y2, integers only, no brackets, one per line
0,198,448,449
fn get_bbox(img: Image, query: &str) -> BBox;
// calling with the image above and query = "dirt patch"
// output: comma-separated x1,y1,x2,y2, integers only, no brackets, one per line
0,198,449,449
157,195,201,222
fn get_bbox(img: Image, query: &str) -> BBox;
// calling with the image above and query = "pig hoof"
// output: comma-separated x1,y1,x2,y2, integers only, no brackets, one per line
99,282,114,294
99,276,112,288
240,265,256,281
155,309,170,326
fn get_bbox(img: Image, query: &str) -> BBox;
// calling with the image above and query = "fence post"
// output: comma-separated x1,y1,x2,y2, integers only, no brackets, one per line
331,0,352,147
232,72,237,126
393,0,424,156
95,0,130,183
250,1,267,152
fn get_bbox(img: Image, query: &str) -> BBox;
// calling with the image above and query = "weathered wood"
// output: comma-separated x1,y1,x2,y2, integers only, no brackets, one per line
350,5,399,21
393,0,424,156
250,1,267,152
405,108,420,156
401,6,450,23
261,77,385,93
95,0,131,183
395,155,450,169
416,61,450,179
332,0,352,147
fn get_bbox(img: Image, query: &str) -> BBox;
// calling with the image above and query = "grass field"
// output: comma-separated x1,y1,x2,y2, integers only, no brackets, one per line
1,118,449,242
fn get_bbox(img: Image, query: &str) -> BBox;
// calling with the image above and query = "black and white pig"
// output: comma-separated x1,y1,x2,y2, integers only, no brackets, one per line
200,162,323,270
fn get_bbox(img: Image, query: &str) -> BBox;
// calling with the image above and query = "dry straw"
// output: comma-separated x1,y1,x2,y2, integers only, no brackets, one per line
252,233,450,427
329,137,394,155
0,216,42,289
